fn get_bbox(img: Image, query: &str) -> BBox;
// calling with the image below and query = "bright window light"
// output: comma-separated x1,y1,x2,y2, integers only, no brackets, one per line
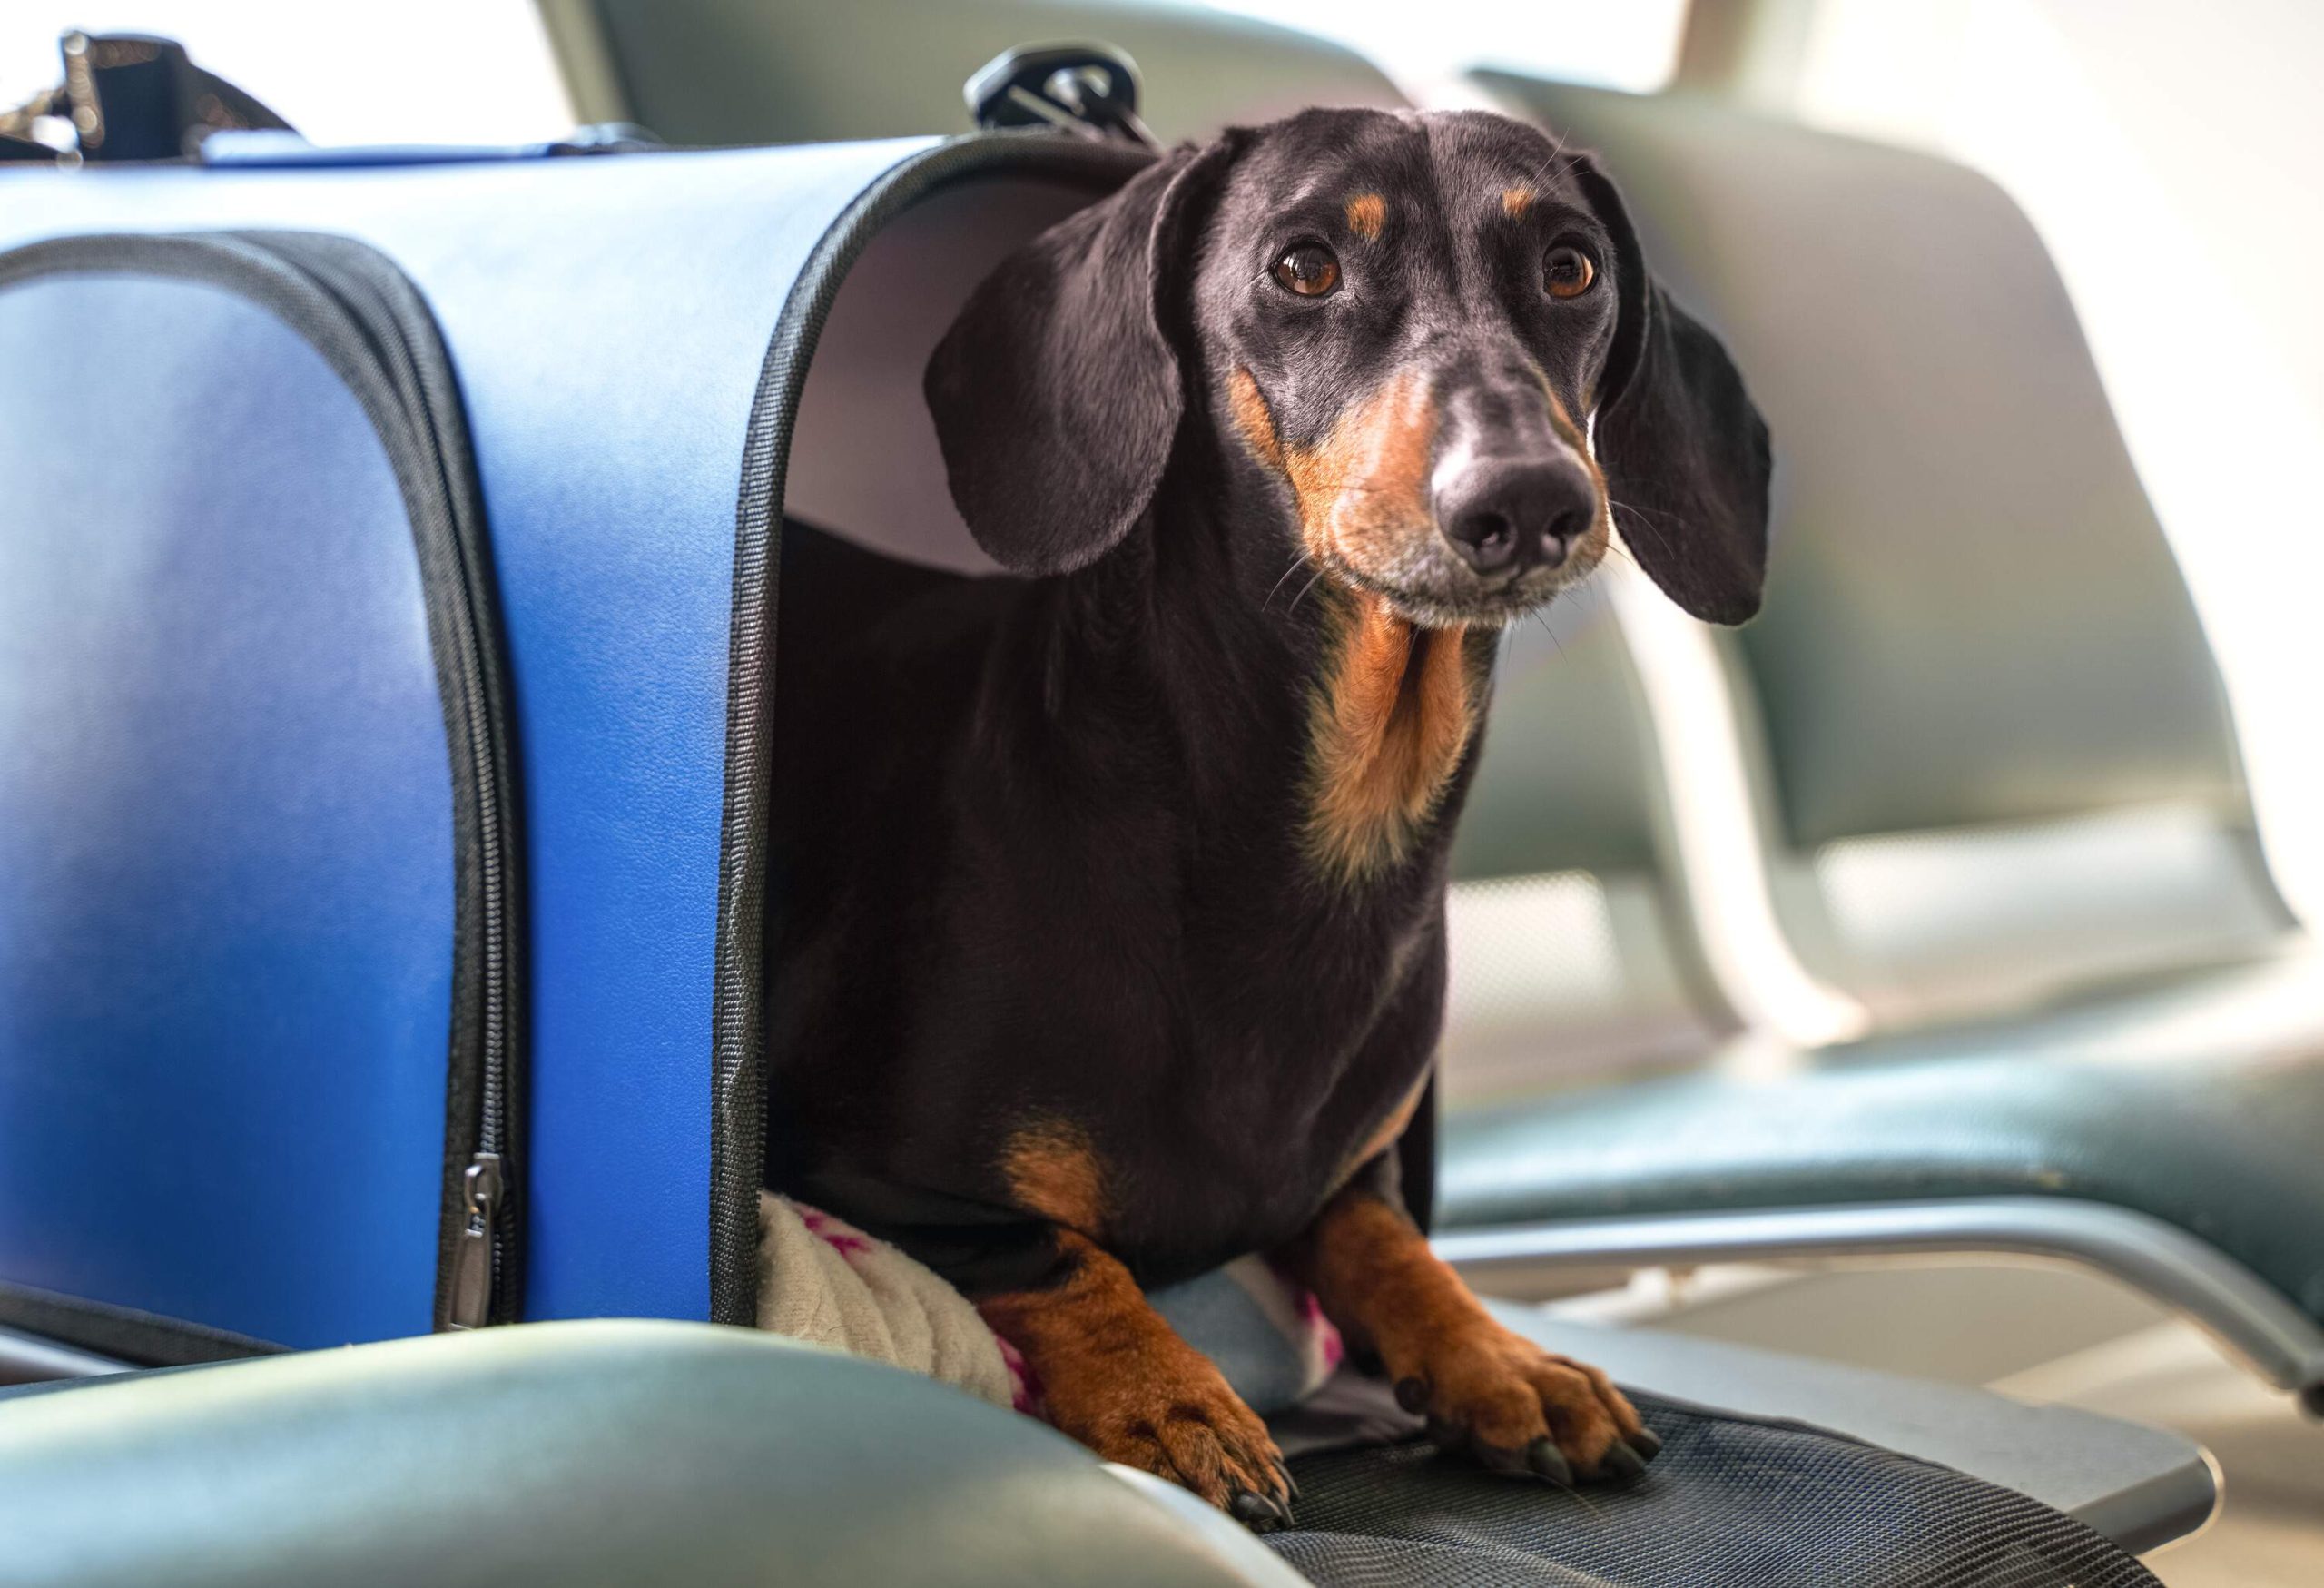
0,2,574,146
1791,0,2324,926
1187,0,1688,95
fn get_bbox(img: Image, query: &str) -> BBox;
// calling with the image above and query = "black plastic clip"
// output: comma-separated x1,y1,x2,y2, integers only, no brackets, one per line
966,44,1159,150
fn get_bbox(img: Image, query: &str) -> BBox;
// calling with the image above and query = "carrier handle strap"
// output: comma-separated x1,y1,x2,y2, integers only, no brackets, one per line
965,44,1161,151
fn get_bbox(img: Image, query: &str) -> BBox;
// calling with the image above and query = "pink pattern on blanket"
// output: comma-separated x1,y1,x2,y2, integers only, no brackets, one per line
797,1205,874,1260
999,1336,1045,1417
1300,1287,1347,1370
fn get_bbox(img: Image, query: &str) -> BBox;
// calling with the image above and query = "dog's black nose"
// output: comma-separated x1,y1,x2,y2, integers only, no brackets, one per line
1437,459,1596,577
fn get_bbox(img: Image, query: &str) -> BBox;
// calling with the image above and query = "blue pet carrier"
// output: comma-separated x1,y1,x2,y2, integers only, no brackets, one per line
0,130,1142,1357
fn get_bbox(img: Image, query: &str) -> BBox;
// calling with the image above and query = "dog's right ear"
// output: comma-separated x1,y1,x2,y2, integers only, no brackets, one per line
1570,153,1770,626
926,137,1239,576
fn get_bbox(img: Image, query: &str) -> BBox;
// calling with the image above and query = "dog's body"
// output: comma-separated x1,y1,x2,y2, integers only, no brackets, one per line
768,519,1474,1290
767,107,1768,1525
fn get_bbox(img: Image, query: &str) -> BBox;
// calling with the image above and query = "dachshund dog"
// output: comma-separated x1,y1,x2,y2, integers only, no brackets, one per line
767,106,1768,1526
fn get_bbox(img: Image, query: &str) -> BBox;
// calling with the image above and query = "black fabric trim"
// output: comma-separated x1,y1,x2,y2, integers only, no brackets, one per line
709,132,1149,1326
0,1282,284,1370
0,232,527,1336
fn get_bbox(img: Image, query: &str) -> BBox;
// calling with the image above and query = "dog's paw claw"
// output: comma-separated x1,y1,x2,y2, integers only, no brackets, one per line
1525,1435,1574,1486
1393,1327,1654,1488
1229,1489,1292,1533
1062,1376,1291,1521
1600,1440,1649,1483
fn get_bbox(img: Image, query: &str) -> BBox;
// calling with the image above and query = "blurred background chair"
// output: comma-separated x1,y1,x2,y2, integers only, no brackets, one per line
1440,74,2324,1415
540,0,1402,145
1439,585,1741,1104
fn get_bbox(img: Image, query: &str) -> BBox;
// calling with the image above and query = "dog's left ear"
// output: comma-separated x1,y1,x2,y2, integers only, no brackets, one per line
926,137,1240,576
1571,154,1770,625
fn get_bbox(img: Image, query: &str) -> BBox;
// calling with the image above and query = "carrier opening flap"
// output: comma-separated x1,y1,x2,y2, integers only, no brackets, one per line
784,173,1106,574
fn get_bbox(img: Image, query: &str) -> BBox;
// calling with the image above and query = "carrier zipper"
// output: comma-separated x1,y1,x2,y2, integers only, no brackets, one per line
242,232,529,1333
2,231,528,1340
447,1151,502,1329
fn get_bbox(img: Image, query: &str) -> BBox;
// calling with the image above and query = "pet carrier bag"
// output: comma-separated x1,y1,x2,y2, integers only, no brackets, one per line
0,128,1145,1357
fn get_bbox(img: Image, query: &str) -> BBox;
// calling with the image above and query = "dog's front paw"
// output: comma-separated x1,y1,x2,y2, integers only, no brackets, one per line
980,1231,1296,1528
1049,1349,1296,1528
1392,1321,1660,1485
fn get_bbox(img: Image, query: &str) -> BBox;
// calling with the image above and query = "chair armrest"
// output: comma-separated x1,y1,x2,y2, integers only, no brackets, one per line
1487,1309,2217,1555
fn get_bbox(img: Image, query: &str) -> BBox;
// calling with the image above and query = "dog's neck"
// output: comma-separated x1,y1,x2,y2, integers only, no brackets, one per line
1038,444,1495,897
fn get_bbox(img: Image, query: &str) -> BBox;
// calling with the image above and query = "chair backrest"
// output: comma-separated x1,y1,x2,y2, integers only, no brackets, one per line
575,0,1403,144
1445,585,1737,1102
1478,76,2295,1029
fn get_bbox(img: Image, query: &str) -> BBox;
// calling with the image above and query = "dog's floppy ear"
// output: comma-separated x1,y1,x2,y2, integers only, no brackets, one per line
926,138,1238,576
1571,154,1770,625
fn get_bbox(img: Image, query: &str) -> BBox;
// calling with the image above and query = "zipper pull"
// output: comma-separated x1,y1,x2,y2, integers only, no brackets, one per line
447,1151,502,1330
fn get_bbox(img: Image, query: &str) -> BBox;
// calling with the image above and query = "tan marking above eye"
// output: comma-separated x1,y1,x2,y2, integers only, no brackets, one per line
1501,186,1535,220
1344,192,1385,240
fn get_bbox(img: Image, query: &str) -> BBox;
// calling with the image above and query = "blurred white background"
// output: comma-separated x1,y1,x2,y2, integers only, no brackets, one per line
0,2,572,146
1777,0,2324,927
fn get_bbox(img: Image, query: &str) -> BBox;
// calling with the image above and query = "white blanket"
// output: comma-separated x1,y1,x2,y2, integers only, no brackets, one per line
755,1191,1340,1418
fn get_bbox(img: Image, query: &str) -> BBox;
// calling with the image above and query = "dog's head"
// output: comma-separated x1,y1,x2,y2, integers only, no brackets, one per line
929,107,1768,628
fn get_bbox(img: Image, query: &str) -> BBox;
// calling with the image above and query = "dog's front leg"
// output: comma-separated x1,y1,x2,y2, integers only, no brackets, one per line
978,1228,1295,1526
1284,1159,1660,1484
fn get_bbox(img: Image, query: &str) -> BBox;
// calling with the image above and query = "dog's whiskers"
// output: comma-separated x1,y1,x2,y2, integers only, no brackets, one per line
1263,556,1311,612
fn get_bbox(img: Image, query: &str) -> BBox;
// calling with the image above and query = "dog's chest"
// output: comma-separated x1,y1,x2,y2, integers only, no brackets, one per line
1094,912,1446,1279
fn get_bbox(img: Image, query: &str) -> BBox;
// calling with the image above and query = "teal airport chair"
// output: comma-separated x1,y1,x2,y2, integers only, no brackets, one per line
1447,76,2324,1417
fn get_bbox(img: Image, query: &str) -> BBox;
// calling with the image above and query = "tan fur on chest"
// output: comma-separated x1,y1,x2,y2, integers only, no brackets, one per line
1305,592,1476,883
1225,367,1479,882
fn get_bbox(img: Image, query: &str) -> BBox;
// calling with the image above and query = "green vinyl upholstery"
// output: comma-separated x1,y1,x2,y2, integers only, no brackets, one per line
1442,1012,2324,1329
0,1320,1303,1588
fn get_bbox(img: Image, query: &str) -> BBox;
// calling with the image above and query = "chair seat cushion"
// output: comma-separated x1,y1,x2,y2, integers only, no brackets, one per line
1440,946,2324,1326
1274,1383,2161,1587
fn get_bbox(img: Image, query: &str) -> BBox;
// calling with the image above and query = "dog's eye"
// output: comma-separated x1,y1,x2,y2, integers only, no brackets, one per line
1270,242,1342,299
1544,245,1596,300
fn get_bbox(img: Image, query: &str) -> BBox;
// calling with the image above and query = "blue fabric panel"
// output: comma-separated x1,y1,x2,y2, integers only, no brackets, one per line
0,275,448,1346
0,141,934,1322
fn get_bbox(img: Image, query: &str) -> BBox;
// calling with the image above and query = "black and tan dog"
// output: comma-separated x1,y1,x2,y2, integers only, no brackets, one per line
767,106,1768,1525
